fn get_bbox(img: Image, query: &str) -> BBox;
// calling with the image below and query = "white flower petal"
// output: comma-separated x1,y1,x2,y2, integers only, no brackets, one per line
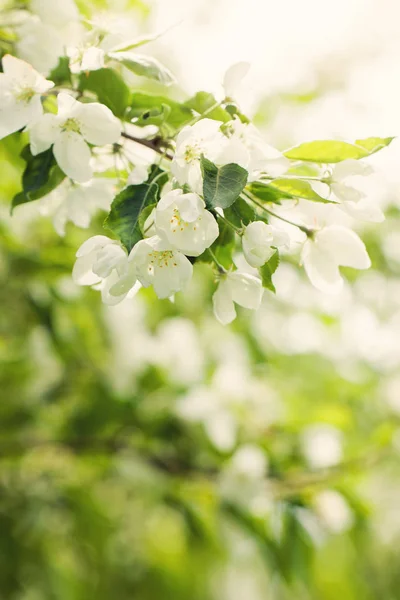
317,226,371,270
78,102,121,145
28,112,59,154
72,253,101,285
332,158,374,181
53,131,92,182
223,61,250,98
213,280,236,325
228,272,264,310
301,238,342,294
76,235,114,257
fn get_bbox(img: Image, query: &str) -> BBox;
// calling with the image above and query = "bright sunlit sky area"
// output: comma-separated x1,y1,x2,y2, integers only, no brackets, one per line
149,0,400,186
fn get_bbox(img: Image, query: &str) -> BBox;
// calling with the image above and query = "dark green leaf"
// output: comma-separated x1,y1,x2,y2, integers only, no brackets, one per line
224,196,255,227
201,156,248,209
108,52,175,86
259,250,280,292
11,146,65,212
104,182,159,252
48,56,71,86
78,68,130,118
185,92,231,123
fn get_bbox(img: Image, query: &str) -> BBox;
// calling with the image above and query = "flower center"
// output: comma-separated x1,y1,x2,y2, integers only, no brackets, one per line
62,118,81,134
148,250,177,269
183,143,200,164
170,208,187,232
15,87,35,104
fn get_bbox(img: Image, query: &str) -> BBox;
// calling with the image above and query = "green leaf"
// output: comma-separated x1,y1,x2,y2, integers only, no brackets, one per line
109,32,162,52
248,181,291,204
198,217,235,269
78,68,130,117
128,92,193,130
108,52,175,86
259,251,280,293
138,203,156,235
104,182,159,252
201,156,248,209
354,136,395,155
185,92,231,123
11,146,65,212
268,178,331,203
48,56,71,86
284,137,394,163
224,197,255,227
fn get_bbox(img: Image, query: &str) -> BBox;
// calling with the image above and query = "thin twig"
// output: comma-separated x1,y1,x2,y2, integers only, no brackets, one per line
121,131,173,160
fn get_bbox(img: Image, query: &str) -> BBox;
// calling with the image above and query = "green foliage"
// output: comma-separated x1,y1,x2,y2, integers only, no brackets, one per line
248,181,292,204
268,178,332,203
128,92,193,130
259,250,279,292
109,51,175,85
78,68,131,117
104,180,159,252
284,137,394,162
224,196,255,227
12,146,65,211
185,92,232,122
201,156,248,209
48,56,72,86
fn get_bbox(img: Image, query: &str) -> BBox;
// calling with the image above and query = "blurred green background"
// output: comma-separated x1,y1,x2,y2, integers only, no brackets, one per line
2,0,400,598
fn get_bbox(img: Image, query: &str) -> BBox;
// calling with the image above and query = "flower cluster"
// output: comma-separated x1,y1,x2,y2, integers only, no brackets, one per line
1,0,393,325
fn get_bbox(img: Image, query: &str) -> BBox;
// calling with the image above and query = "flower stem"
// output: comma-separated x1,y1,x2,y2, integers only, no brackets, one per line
215,212,243,235
243,190,314,237
207,248,227,274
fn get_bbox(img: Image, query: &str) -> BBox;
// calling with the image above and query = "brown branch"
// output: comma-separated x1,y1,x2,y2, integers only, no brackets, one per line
121,131,173,160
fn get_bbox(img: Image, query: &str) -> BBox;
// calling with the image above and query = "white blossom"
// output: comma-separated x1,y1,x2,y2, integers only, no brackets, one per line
68,45,105,74
218,119,289,181
73,235,137,305
328,159,384,222
171,118,226,193
213,272,264,325
0,55,54,140
223,61,250,99
301,225,371,294
242,220,289,268
37,178,115,236
128,235,193,299
155,189,219,256
28,92,121,183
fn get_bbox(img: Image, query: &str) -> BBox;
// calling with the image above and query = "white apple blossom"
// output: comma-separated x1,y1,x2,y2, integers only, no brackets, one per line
73,235,137,305
213,272,264,325
128,235,193,299
327,158,384,222
68,45,105,74
218,119,289,181
223,61,250,99
0,55,54,140
242,220,289,268
154,189,219,256
28,92,121,183
16,0,81,76
301,225,371,294
171,118,226,193
37,178,115,236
